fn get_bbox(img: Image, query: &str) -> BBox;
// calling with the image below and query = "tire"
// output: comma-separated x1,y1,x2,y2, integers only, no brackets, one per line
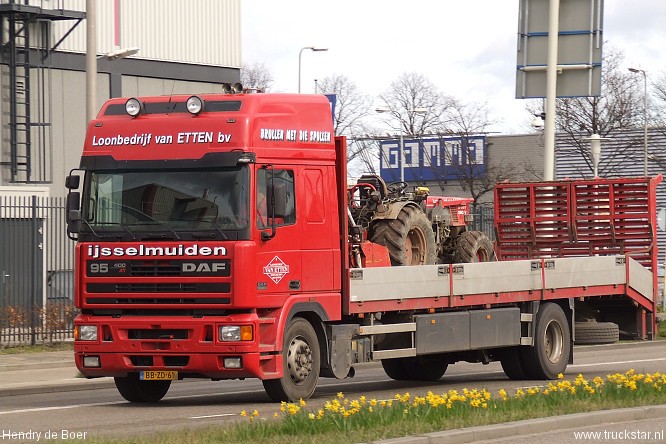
521,303,571,380
114,373,171,403
454,230,495,263
370,205,436,266
499,347,530,380
406,355,448,381
382,356,448,381
263,318,320,402
575,321,619,345
381,358,411,380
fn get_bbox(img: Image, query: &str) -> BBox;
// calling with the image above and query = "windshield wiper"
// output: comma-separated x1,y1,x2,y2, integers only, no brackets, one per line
105,201,181,240
89,221,137,240
193,219,229,240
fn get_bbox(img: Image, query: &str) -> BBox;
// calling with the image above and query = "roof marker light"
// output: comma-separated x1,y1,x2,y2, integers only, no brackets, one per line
186,96,205,115
125,98,144,117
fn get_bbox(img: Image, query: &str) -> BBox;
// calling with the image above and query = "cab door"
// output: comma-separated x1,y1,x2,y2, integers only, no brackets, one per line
254,165,302,295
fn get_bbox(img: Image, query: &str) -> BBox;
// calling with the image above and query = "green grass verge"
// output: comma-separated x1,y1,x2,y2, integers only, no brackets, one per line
0,341,73,354
658,319,666,338
65,371,666,444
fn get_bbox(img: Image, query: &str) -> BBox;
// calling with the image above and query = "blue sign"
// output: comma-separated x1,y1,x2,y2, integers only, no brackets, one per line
325,94,337,125
379,136,486,183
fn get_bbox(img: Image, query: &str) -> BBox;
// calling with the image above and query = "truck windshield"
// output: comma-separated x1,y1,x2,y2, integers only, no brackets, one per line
82,167,249,239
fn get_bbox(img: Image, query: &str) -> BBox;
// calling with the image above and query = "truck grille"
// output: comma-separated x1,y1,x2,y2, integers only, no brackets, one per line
131,261,181,276
87,283,230,293
86,297,231,305
86,260,231,277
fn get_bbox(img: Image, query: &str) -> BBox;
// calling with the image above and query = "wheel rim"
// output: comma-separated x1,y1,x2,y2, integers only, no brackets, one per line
476,247,489,262
405,227,427,265
286,336,313,384
544,320,564,364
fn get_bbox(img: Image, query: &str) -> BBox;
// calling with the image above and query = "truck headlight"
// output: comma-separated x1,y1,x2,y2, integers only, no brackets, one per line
76,325,98,341
218,325,253,342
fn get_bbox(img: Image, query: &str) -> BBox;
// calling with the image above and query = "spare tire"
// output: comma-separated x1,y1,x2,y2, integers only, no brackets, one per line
574,321,619,345
454,230,495,263
371,205,436,265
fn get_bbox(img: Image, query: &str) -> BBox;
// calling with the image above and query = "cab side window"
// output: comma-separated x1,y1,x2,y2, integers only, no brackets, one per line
256,168,295,229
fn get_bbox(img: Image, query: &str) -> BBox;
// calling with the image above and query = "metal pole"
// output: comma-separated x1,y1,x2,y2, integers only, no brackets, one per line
543,0,560,181
298,47,306,93
643,72,648,177
399,133,404,182
85,0,97,123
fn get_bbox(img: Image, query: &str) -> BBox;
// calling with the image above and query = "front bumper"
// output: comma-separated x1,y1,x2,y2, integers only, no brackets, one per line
74,314,280,380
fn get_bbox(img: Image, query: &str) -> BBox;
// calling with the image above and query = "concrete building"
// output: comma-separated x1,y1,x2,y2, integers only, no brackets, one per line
0,0,241,197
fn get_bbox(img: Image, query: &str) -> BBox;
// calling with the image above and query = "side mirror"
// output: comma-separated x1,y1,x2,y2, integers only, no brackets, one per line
66,192,81,234
65,175,80,190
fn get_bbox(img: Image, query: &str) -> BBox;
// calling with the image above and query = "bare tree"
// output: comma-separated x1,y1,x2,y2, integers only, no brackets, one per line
316,75,377,176
527,47,644,177
240,63,274,92
377,72,454,135
437,100,515,205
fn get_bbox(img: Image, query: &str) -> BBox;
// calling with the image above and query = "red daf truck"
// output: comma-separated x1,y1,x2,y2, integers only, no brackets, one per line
66,91,659,403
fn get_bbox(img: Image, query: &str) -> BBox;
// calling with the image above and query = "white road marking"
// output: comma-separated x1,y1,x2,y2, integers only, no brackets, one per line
570,357,666,368
189,413,236,420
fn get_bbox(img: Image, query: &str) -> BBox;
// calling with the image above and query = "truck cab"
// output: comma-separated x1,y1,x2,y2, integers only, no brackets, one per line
67,92,344,402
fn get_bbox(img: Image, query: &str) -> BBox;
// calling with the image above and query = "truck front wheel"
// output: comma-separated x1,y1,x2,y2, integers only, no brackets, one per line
520,303,571,379
263,318,320,402
114,373,171,403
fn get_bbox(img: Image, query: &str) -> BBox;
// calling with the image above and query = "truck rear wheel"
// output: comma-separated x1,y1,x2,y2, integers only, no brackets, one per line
263,318,320,402
407,355,448,381
381,358,411,380
114,374,171,403
381,356,448,381
371,205,436,265
520,303,571,379
454,230,495,263
499,347,530,380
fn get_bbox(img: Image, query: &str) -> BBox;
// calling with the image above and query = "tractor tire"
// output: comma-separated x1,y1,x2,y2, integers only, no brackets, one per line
263,318,320,402
370,205,436,266
114,373,171,403
575,321,619,345
454,230,495,263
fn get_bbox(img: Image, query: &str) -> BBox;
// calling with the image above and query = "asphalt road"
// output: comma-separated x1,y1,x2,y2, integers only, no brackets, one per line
2,341,666,441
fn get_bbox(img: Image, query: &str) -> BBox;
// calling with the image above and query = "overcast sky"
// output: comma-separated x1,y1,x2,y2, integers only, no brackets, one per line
241,1,665,135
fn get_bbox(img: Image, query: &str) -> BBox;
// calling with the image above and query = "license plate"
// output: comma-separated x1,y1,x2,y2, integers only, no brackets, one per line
140,370,178,381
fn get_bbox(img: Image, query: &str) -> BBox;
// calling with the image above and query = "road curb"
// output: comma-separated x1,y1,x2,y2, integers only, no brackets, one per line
368,404,666,443
0,378,116,397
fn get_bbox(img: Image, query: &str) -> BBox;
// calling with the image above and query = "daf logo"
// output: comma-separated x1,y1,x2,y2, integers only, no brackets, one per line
182,262,226,273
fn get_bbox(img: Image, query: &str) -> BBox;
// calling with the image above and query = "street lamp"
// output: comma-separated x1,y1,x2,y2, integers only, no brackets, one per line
86,0,141,122
375,107,428,182
628,67,648,176
298,46,328,93
100,46,140,61
585,133,608,178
